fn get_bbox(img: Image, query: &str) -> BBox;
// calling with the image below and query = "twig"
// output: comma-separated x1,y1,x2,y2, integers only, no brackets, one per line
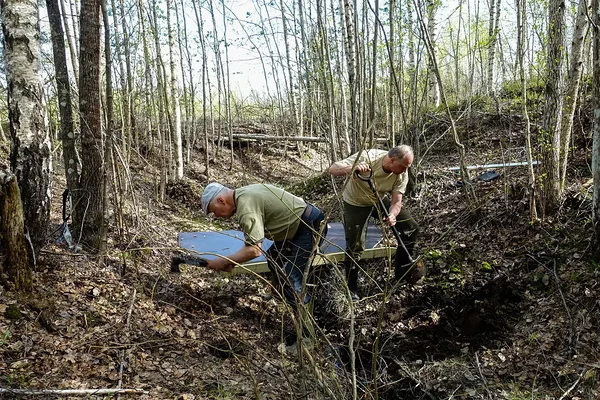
0,388,148,396
117,288,137,400
475,352,493,399
392,359,437,400
558,369,586,400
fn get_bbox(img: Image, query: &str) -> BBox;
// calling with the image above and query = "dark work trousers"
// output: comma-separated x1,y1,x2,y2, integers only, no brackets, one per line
342,198,419,289
266,204,327,310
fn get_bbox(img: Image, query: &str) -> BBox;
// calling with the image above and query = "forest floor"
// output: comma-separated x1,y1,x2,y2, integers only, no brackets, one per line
1,110,600,399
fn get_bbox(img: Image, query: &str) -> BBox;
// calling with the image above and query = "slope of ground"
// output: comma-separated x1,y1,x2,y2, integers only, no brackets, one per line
1,119,599,399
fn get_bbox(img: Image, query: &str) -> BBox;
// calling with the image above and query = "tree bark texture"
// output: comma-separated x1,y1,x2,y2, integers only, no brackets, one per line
77,0,105,251
517,0,538,221
540,0,566,214
0,169,32,291
559,0,589,191
1,0,52,256
46,0,79,194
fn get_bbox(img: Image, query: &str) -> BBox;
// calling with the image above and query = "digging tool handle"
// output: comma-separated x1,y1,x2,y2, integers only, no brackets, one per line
355,170,414,263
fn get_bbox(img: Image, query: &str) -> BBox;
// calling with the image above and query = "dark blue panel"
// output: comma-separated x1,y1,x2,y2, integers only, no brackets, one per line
178,222,385,263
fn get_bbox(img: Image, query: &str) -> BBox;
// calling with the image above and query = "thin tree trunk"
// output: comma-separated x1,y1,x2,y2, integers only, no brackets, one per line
150,0,169,199
541,0,566,214
101,0,122,239
427,0,441,107
47,0,79,194
176,0,192,163
414,0,475,200
487,0,501,94
387,0,395,145
343,0,358,151
191,0,212,178
559,0,589,190
280,0,300,142
368,0,379,147
517,0,538,221
109,0,128,157
167,0,183,179
118,0,135,152
592,0,600,243
60,0,79,85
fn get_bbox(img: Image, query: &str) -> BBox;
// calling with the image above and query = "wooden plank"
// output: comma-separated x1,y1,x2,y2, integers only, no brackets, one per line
228,246,397,275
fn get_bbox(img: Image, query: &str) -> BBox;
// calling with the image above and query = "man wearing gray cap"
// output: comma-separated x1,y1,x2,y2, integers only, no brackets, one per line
201,182,327,312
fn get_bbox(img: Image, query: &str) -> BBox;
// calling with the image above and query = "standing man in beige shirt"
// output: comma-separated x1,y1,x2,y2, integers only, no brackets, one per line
329,145,419,301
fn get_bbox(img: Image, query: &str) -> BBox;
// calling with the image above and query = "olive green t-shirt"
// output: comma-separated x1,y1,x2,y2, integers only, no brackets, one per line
234,184,307,244
339,149,408,207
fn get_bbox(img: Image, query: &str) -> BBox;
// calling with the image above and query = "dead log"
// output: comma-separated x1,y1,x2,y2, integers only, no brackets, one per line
0,168,32,291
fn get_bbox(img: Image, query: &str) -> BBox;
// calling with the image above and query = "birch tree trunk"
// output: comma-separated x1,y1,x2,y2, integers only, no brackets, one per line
540,0,566,214
47,0,79,194
368,0,379,147
219,0,233,169
427,0,441,107
167,0,183,179
150,0,169,199
559,0,589,191
387,0,395,144
280,0,300,140
1,0,52,256
60,0,79,85
191,0,212,178
486,0,501,94
343,0,358,151
77,0,106,252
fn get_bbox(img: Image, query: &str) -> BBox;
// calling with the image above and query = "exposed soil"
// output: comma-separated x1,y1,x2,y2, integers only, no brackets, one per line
1,114,599,399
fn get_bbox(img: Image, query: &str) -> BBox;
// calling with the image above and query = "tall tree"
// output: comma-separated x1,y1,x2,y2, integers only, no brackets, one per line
426,0,441,107
167,0,183,179
559,0,589,191
343,0,358,150
540,0,566,214
1,0,52,257
77,0,105,251
516,0,537,221
486,0,501,95
47,0,79,194
60,0,79,85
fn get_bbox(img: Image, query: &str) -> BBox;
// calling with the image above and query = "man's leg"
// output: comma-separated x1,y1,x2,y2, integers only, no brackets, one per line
342,201,373,300
393,207,419,281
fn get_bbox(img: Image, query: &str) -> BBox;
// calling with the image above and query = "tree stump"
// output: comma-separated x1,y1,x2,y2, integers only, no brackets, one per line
0,168,32,291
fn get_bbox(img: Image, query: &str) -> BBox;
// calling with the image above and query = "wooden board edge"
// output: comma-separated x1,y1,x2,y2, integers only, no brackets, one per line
228,246,398,275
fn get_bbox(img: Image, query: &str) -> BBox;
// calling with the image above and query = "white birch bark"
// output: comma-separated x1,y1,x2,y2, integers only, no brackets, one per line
1,0,52,255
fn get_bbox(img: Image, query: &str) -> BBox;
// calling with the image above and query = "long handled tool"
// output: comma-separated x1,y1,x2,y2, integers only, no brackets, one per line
355,170,413,263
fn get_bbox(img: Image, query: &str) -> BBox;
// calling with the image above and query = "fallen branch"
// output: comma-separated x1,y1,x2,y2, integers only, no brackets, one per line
0,388,148,396
117,288,137,400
